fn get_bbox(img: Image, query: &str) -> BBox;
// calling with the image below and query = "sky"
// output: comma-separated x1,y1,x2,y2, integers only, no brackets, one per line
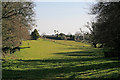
34,2,96,35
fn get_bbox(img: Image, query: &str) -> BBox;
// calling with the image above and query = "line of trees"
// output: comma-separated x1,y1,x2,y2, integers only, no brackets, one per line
2,2,35,55
87,2,120,57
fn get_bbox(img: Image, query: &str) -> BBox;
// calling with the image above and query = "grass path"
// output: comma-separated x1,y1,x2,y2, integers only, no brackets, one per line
2,38,120,79
8,38,91,60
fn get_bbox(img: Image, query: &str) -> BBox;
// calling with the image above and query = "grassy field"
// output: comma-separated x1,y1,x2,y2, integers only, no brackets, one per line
2,38,120,79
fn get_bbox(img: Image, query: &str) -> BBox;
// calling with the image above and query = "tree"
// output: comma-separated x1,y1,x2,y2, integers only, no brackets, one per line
31,29,40,40
2,2,35,54
88,2,120,57
59,33,67,40
54,30,59,37
67,32,72,37
67,32,74,40
85,21,98,48
74,31,83,41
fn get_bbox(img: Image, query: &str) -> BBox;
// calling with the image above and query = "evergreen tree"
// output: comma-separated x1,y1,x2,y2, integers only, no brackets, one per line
31,29,40,40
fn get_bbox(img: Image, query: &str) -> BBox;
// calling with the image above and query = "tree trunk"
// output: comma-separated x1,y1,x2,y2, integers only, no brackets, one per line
93,43,97,48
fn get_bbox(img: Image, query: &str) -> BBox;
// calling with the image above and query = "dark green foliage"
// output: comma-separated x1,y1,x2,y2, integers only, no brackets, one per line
59,33,65,36
31,29,40,40
89,2,120,57
58,33,67,40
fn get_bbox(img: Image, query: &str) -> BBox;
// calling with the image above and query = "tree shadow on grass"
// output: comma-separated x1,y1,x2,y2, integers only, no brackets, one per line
17,57,105,63
2,51,120,79
54,50,103,57
20,47,30,49
2,60,120,79
65,47,92,50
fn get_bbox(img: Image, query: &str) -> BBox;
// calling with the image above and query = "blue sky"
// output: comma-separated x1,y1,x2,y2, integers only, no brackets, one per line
34,2,96,35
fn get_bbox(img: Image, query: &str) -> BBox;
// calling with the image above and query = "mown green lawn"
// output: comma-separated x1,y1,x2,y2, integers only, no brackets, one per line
2,38,120,79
